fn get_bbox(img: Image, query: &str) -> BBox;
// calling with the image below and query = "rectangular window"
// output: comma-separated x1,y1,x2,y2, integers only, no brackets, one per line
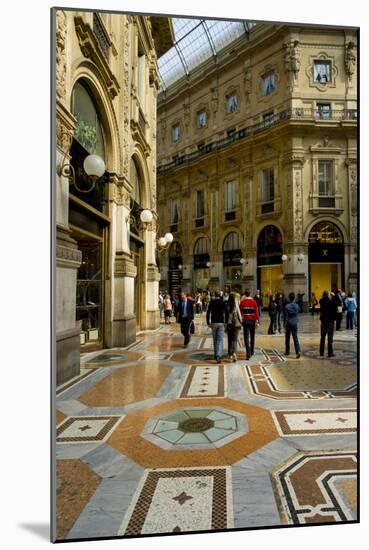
197,110,207,128
172,124,180,143
262,72,276,96
314,61,331,83
224,181,237,212
196,189,205,219
318,161,334,203
171,199,179,224
227,94,239,113
261,169,274,213
317,103,332,119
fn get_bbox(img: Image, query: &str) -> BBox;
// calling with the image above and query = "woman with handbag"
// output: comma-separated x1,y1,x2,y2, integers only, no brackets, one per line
226,292,243,362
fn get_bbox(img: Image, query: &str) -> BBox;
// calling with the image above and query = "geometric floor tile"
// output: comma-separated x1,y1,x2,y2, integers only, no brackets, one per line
272,451,357,524
83,350,144,367
271,409,357,436
78,363,172,407
118,467,232,535
107,398,278,468
56,459,101,540
141,406,248,449
56,416,124,443
179,365,225,398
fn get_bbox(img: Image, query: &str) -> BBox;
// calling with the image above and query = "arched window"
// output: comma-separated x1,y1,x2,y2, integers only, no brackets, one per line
169,242,183,258
257,225,283,266
223,232,242,251
309,221,343,243
71,81,105,158
130,158,142,205
194,237,210,255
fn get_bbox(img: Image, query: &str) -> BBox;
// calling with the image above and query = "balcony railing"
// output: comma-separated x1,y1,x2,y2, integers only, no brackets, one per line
157,108,357,175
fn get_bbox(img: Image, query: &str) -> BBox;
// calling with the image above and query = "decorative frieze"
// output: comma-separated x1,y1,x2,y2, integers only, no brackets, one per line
56,10,67,102
147,265,161,282
114,253,137,278
56,244,82,268
283,39,300,90
56,101,76,153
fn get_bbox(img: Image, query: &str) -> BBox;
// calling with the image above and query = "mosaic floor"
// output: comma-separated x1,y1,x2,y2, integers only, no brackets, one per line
55,313,357,540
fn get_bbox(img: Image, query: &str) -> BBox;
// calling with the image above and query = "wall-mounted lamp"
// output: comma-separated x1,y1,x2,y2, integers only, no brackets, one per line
57,131,106,193
127,206,173,253
282,254,288,262
178,264,183,271
240,257,247,265
206,261,213,268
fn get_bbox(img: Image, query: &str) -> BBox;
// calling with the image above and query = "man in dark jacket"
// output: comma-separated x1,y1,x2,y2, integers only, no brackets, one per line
177,291,194,347
284,292,301,358
319,290,338,357
206,290,228,363
333,289,344,331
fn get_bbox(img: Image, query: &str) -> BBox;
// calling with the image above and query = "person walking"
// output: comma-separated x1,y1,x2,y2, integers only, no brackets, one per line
254,290,262,318
284,292,301,359
177,291,195,347
206,290,229,363
333,289,344,330
311,292,318,316
268,294,277,334
345,292,357,330
226,292,243,362
163,293,173,324
319,290,338,357
240,289,259,360
158,291,164,319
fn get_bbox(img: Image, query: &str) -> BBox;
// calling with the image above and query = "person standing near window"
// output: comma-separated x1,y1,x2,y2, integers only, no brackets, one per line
177,291,194,347
284,292,301,359
240,290,259,360
226,293,243,362
206,290,229,363
319,290,338,357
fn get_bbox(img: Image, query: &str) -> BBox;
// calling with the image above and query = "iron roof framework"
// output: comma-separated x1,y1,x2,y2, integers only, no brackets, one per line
158,18,254,90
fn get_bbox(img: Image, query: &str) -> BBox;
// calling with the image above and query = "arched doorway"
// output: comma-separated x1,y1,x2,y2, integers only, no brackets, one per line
223,232,243,293
168,242,183,295
308,221,344,302
257,225,283,308
193,237,210,291
69,79,109,350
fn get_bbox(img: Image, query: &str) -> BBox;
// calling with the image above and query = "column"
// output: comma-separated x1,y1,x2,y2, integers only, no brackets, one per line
346,159,357,292
143,222,160,329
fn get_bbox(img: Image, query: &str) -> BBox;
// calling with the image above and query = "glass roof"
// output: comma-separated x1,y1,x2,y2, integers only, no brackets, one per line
158,18,254,90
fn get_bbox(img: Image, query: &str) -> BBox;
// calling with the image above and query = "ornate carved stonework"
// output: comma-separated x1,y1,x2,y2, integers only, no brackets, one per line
285,169,294,241
345,41,356,79
114,254,137,278
294,169,303,241
348,162,357,241
243,63,252,104
56,10,67,101
74,16,120,99
283,40,300,90
305,52,338,92
211,87,218,114
122,17,130,177
56,225,82,269
56,101,76,152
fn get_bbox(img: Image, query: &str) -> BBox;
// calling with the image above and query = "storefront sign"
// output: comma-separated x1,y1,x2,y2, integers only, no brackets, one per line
309,243,344,263
194,253,210,269
257,244,282,266
223,249,242,266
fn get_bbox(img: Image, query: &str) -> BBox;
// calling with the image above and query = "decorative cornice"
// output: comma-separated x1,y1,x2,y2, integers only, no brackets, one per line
56,245,82,268
74,15,120,99
114,254,137,278
56,101,76,152
147,265,161,282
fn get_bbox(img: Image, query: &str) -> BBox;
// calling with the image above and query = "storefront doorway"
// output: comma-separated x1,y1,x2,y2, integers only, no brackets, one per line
308,221,344,303
168,241,183,295
130,236,144,330
257,225,283,308
193,237,210,291
223,232,243,293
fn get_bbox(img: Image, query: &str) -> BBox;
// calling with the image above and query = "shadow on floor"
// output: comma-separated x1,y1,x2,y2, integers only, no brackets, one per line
18,523,49,541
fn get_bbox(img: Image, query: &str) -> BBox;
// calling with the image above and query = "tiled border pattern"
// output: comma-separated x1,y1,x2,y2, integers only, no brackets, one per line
121,468,229,535
272,451,357,524
179,365,225,398
245,364,357,400
271,409,357,436
57,415,124,443
56,369,98,396
261,348,286,362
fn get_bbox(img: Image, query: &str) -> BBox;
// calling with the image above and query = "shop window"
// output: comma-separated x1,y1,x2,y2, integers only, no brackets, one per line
318,160,335,207
314,61,331,83
197,110,207,128
227,93,239,113
76,240,102,345
261,169,275,213
262,71,276,96
316,103,332,119
308,221,342,244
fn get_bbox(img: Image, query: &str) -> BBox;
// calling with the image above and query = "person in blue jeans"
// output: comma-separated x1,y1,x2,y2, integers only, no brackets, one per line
345,292,357,329
284,292,301,359
206,290,229,363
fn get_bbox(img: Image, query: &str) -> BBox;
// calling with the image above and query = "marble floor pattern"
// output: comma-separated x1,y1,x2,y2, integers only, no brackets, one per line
55,313,357,540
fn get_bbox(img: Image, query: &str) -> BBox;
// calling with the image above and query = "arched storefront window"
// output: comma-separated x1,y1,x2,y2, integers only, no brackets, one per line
309,221,344,301
168,242,183,294
257,225,283,307
71,80,105,159
223,232,243,292
130,158,142,205
193,237,210,291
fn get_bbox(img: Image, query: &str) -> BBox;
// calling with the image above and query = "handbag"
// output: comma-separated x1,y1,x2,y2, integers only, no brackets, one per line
189,320,195,334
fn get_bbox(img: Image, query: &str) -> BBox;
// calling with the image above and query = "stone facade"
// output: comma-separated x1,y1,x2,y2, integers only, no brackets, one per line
157,24,357,307
54,10,173,383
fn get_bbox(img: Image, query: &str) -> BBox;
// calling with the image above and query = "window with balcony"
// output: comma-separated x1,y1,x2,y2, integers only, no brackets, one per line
314,61,331,83
224,181,237,221
316,103,332,120
263,111,274,127
318,160,335,207
261,169,275,213
196,189,205,226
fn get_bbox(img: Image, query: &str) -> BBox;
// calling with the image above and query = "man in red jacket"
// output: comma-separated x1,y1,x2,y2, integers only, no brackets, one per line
239,289,259,360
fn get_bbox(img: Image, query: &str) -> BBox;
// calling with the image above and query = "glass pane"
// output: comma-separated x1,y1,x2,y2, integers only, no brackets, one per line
72,81,105,158
314,61,331,83
309,222,342,243
76,240,102,342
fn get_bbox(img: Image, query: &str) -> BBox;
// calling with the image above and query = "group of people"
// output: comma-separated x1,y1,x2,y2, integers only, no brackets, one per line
311,289,357,330
160,286,357,362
